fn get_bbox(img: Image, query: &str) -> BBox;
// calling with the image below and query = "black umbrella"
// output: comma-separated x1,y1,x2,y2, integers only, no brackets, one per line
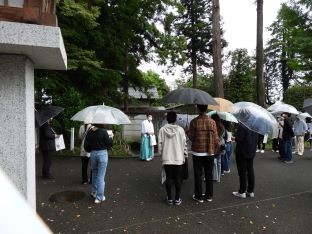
303,98,312,115
163,88,217,105
35,105,64,127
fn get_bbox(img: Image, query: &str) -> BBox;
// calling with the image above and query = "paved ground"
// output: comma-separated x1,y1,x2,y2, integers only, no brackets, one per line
36,149,312,234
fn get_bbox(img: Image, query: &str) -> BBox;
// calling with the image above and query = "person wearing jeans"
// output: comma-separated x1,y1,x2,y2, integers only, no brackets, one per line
280,113,295,163
84,125,113,204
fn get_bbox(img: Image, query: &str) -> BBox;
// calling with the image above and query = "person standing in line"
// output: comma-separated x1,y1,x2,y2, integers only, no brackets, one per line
223,121,233,173
232,123,258,199
210,114,225,182
187,105,219,203
39,119,57,179
256,134,266,153
84,124,113,204
79,124,92,184
277,116,285,160
280,113,295,163
140,113,155,161
158,111,187,205
271,120,279,153
293,116,308,156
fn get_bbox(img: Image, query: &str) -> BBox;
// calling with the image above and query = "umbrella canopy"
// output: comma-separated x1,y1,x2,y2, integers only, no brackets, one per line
230,102,277,135
303,98,312,115
297,112,312,120
208,98,233,112
71,105,131,125
163,88,217,105
267,102,299,115
35,105,64,127
207,110,238,123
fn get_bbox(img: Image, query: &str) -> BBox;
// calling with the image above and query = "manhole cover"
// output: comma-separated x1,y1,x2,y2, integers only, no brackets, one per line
49,191,86,203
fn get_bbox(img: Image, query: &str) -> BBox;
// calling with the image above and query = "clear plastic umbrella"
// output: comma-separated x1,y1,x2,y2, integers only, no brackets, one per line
267,102,299,115
71,104,131,125
230,102,277,135
207,110,238,123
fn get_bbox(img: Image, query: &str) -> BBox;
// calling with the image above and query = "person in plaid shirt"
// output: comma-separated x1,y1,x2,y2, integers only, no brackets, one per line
187,104,219,203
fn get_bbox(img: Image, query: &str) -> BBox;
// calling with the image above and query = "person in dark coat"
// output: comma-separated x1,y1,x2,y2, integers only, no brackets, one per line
39,120,56,179
232,123,258,199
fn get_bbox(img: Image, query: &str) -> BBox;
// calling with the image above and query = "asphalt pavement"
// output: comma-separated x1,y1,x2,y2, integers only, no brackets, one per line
36,149,312,234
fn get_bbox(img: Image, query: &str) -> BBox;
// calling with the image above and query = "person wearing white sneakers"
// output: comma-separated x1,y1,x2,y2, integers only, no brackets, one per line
232,123,258,199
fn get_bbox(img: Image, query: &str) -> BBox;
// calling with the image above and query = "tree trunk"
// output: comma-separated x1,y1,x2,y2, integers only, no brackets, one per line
256,0,265,106
212,0,224,98
191,40,197,88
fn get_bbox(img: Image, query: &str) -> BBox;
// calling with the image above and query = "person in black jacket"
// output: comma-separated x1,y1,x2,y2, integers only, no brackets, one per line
281,113,295,163
84,124,113,204
39,120,56,179
232,123,258,199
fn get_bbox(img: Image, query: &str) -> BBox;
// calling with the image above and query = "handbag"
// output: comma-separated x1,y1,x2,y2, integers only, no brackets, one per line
55,134,65,151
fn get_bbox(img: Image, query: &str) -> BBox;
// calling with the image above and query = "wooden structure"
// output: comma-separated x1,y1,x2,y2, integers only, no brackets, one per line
0,0,57,26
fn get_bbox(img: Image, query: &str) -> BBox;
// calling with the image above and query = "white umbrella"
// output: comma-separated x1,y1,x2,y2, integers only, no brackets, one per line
298,112,312,120
71,104,131,125
267,102,299,115
230,102,277,135
207,110,238,123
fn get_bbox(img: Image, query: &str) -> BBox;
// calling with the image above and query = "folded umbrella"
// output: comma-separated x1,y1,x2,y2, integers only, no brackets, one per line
71,104,131,125
230,102,277,135
163,88,217,105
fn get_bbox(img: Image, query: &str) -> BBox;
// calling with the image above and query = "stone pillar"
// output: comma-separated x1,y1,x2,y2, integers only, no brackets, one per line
0,55,36,208
0,21,67,210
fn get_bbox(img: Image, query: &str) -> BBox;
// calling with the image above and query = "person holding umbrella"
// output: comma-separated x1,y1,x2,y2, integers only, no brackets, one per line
84,124,113,204
232,123,258,198
187,104,219,203
39,119,57,179
280,113,295,163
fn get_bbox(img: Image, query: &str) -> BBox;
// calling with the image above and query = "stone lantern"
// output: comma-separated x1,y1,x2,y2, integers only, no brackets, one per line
0,0,66,210
0,0,57,26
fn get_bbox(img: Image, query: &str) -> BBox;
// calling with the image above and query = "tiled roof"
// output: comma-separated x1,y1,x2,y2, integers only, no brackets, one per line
118,86,159,99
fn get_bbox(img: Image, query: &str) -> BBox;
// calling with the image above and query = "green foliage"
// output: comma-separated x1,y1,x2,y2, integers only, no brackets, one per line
141,70,170,100
283,85,312,111
225,49,256,103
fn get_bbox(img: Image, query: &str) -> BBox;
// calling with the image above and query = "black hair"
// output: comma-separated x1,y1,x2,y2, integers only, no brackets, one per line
167,111,177,124
197,104,208,113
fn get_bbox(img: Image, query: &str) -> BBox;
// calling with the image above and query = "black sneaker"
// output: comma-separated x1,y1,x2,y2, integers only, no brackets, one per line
174,198,182,205
166,198,173,205
192,195,204,203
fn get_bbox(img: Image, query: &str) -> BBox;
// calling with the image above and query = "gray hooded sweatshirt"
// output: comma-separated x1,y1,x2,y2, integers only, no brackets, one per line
158,124,187,165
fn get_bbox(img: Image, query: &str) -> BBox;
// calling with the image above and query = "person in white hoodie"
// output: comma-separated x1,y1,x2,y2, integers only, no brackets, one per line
158,111,187,205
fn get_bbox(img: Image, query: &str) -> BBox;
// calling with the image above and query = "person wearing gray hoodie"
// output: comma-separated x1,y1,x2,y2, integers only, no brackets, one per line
158,111,187,205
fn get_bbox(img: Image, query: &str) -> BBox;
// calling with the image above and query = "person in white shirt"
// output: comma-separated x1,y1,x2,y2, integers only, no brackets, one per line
140,114,155,161
158,111,187,205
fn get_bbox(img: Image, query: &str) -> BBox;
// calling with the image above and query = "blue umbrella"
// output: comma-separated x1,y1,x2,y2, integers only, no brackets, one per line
230,102,277,135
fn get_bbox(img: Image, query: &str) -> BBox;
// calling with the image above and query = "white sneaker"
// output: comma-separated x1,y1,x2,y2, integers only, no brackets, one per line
224,170,230,173
276,150,279,153
256,149,260,153
232,191,246,198
260,150,264,153
94,196,106,204
246,192,255,198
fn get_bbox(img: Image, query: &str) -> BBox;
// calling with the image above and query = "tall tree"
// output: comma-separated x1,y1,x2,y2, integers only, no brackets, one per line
162,0,215,88
225,49,255,103
212,0,224,97
256,0,265,106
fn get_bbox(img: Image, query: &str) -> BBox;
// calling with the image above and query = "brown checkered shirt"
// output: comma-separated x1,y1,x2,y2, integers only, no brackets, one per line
187,114,219,155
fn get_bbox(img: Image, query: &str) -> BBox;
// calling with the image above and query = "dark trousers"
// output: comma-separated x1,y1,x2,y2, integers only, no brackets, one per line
278,139,285,159
164,165,183,200
257,134,265,150
272,138,279,151
42,150,53,177
192,156,214,199
236,155,254,194
182,158,188,180
81,156,91,183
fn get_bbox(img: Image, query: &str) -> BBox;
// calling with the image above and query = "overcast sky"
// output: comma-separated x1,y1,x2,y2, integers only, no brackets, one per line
139,0,289,88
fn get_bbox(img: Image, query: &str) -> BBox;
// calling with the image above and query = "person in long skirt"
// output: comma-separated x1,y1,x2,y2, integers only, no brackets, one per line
140,113,155,161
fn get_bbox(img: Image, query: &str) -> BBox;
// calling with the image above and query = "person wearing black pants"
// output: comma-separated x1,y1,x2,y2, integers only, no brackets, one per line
79,124,92,184
257,134,265,153
39,120,56,179
164,165,183,203
232,124,258,198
